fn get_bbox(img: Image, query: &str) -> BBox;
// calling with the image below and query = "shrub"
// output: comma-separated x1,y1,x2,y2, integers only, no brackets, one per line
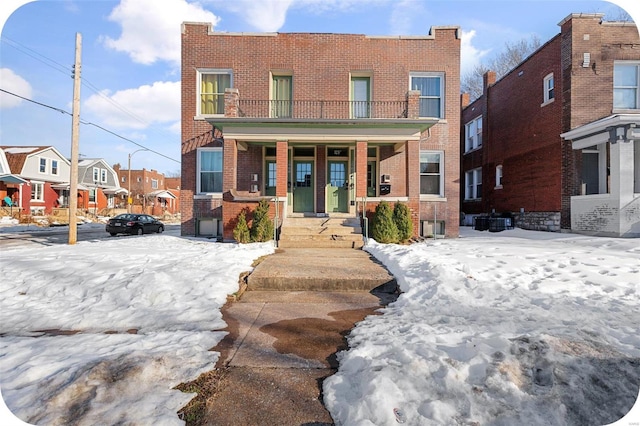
371,200,399,244
393,202,413,242
233,210,251,243
250,199,274,242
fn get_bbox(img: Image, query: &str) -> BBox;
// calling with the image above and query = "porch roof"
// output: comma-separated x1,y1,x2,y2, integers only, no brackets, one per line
0,174,27,184
51,182,90,191
561,114,640,150
147,190,176,199
206,118,438,142
103,187,128,195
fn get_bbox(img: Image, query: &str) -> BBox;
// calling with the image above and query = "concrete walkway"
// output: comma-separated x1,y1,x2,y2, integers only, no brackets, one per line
197,248,398,425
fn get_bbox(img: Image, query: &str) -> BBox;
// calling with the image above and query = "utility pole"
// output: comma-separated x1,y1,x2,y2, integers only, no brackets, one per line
69,33,81,245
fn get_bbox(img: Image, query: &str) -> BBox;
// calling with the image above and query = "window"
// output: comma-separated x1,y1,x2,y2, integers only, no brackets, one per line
351,76,371,118
197,148,223,193
51,160,58,175
31,182,44,201
122,176,126,183
137,177,142,183
271,75,292,118
614,62,640,109
89,188,96,203
101,169,107,182
419,151,444,196
93,167,99,182
198,70,232,115
39,158,46,173
465,168,482,200
464,116,482,152
151,179,158,189
410,73,444,118
543,73,554,104
495,165,503,188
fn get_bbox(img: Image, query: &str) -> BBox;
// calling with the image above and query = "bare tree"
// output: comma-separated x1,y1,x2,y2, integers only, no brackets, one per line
462,36,542,101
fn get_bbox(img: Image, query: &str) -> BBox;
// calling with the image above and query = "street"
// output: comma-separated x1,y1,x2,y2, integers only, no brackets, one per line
0,224,181,250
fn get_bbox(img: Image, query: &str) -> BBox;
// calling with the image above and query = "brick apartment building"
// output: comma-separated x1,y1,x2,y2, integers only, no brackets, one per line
181,23,461,241
461,13,640,237
113,165,178,215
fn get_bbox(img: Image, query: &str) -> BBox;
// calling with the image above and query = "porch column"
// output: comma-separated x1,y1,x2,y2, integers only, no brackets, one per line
355,140,367,198
610,140,635,206
406,139,421,237
276,140,288,198
223,138,238,192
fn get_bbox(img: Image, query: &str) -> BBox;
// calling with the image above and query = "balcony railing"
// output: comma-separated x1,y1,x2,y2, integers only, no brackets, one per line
237,100,408,120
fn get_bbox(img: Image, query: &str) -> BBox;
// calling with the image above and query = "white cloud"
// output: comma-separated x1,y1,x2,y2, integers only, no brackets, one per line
0,68,33,109
460,29,491,75
102,0,220,65
83,81,180,130
389,0,420,35
220,0,294,32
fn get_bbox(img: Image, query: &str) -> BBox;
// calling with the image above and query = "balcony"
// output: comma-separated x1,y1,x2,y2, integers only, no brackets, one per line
236,100,408,120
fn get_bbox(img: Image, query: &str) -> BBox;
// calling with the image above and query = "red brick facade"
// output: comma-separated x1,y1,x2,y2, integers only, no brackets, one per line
182,24,461,240
461,14,640,231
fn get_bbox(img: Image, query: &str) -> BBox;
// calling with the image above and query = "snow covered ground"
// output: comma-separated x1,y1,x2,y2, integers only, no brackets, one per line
324,228,640,426
1,223,638,425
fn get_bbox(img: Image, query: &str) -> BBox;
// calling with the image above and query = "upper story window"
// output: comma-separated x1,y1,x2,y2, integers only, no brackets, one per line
465,168,482,200
101,169,107,183
464,116,482,152
151,179,159,189
39,158,47,173
93,167,100,182
197,148,223,194
543,73,554,105
122,176,126,183
614,62,639,110
351,76,371,118
198,69,232,116
271,74,292,118
137,177,142,183
410,73,444,118
419,151,444,197
51,160,59,175
495,165,503,188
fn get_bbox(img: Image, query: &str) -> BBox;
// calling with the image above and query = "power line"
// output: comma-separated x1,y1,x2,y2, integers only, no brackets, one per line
0,88,180,164
1,35,176,140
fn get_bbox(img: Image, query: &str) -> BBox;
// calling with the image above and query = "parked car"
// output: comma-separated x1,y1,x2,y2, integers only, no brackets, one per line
106,214,164,236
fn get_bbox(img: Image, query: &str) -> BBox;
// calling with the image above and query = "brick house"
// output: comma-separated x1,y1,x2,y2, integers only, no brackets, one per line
461,13,640,237
113,165,178,215
181,23,461,241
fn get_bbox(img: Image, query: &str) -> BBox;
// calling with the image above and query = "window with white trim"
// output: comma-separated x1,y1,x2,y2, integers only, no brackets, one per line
419,151,444,196
151,179,158,189
614,62,640,109
101,169,107,183
197,148,223,193
495,165,503,188
39,158,46,173
465,168,482,200
543,73,554,104
410,73,444,118
93,167,100,182
198,69,233,115
122,176,126,183
464,116,482,152
51,160,59,175
31,182,44,201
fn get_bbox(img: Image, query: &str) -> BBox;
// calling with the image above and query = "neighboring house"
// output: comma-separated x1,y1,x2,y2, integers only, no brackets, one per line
113,164,177,215
78,159,127,213
181,23,461,241
0,146,71,215
0,147,28,209
460,13,640,237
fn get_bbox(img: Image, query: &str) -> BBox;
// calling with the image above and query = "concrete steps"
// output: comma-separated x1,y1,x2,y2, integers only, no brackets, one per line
247,248,397,292
278,216,364,249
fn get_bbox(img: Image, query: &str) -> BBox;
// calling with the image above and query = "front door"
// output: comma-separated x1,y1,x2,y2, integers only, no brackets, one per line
327,160,348,213
293,160,314,212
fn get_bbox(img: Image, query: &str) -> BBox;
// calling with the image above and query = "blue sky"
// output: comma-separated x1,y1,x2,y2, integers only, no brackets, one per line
0,0,638,176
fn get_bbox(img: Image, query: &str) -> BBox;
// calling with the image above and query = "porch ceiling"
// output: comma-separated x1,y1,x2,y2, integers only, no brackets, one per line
206,118,436,142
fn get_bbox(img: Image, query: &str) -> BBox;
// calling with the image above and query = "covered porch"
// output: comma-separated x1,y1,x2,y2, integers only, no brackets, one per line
561,114,640,237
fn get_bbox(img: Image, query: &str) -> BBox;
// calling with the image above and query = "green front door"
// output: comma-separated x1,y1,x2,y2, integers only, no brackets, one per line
293,161,314,212
327,161,348,213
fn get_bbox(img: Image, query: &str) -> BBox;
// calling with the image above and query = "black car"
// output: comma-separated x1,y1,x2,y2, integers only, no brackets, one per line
106,214,164,236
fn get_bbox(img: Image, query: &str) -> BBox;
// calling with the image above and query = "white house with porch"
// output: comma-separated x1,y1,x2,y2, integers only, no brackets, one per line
561,114,640,237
